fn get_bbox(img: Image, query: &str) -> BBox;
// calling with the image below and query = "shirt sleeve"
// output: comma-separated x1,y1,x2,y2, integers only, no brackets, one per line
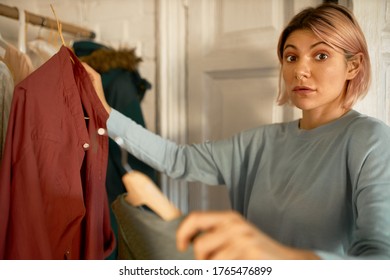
0,87,53,259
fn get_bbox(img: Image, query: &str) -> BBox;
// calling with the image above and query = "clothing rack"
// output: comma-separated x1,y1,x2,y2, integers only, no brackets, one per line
0,3,96,39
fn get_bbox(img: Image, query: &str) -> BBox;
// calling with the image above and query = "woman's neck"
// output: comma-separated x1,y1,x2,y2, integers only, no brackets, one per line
299,107,350,130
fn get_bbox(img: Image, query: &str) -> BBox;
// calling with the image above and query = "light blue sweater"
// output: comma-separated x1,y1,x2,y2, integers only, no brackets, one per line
107,109,390,259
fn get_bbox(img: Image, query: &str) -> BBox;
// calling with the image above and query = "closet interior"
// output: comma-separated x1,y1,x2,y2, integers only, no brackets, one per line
0,2,161,260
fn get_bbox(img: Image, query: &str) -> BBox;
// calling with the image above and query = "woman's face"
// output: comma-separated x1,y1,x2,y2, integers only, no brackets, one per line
282,29,353,114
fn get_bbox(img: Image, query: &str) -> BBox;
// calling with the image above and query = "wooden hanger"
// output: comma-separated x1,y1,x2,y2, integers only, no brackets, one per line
113,136,181,221
122,170,182,221
50,5,74,64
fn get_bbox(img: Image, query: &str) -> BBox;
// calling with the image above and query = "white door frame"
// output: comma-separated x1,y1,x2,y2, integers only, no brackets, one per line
353,0,390,125
157,0,189,212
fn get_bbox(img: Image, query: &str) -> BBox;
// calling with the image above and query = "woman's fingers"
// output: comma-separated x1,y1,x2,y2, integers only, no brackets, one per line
176,211,231,252
176,211,252,259
176,210,304,260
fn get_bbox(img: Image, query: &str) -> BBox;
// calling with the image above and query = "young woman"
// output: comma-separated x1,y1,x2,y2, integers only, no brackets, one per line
83,3,390,259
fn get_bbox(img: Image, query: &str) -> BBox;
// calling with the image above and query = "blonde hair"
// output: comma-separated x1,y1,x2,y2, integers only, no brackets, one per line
276,3,371,108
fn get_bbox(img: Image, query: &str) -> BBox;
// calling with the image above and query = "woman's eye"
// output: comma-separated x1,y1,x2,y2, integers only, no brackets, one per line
315,53,328,60
285,55,296,62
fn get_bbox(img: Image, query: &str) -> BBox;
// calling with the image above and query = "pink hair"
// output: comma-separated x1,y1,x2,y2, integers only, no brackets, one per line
276,3,371,108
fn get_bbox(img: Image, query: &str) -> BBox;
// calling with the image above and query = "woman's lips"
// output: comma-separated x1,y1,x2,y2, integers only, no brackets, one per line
293,86,315,95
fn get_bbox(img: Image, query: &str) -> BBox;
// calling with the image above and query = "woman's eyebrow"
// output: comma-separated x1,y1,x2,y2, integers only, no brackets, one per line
284,41,330,51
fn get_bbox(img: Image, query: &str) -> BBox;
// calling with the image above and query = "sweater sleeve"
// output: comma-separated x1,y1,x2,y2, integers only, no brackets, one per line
317,120,390,260
107,108,228,185
349,121,390,259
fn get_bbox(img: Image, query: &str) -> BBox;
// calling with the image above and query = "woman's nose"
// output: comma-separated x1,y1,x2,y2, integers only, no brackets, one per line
294,59,311,80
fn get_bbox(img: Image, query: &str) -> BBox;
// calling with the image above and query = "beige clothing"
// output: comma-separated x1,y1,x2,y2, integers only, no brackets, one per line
0,61,14,161
3,44,34,85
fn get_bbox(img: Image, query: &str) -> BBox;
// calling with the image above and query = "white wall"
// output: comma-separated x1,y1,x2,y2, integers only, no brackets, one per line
0,0,157,132
353,0,390,125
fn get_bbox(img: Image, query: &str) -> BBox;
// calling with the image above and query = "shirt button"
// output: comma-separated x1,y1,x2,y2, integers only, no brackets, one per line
83,143,90,149
97,128,106,136
64,250,71,259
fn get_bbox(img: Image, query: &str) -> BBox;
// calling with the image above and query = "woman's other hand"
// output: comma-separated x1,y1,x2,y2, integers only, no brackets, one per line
176,210,320,260
82,62,111,114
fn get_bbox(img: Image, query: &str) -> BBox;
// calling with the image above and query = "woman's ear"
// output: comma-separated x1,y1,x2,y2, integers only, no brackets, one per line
346,53,363,80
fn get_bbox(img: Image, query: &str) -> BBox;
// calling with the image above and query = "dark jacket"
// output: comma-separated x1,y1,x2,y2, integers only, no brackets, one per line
73,41,157,259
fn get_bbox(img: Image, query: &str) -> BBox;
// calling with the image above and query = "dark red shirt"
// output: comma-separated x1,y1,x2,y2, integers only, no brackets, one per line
0,46,115,259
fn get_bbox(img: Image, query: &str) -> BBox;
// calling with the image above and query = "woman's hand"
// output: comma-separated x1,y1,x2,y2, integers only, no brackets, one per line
176,210,320,260
82,62,111,114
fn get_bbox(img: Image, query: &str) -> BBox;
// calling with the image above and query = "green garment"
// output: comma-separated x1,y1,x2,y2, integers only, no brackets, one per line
73,41,157,259
112,194,194,260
